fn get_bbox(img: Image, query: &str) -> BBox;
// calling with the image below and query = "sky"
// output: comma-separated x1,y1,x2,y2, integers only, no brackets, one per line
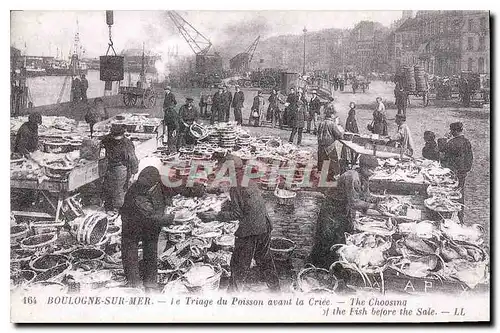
10,10,404,59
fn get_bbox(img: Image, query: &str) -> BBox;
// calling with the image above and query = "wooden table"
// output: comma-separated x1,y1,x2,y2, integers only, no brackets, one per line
11,159,107,222
339,140,411,160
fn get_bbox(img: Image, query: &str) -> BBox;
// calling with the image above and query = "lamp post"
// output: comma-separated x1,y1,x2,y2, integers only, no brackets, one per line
303,27,307,76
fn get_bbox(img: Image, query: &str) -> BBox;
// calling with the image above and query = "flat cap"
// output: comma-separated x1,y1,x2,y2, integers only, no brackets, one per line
359,155,379,169
450,122,463,132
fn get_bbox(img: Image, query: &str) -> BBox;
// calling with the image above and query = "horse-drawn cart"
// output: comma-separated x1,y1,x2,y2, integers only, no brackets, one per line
119,86,157,109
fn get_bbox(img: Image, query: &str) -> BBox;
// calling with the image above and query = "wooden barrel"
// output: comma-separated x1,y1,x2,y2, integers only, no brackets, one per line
414,65,427,91
403,66,416,91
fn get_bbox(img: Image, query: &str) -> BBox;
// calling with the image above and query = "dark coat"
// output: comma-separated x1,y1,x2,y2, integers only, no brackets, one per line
372,110,388,136
232,91,244,109
291,102,307,129
441,135,473,178
211,91,223,112
217,179,272,238
101,136,139,174
345,108,359,133
14,121,39,156
163,92,177,110
309,96,321,115
422,141,440,161
178,104,199,124
222,91,233,111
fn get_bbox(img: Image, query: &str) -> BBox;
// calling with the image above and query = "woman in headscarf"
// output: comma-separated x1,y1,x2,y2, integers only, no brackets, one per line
340,102,359,173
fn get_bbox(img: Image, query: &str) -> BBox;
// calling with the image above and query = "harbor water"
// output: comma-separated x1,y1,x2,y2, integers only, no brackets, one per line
26,70,158,107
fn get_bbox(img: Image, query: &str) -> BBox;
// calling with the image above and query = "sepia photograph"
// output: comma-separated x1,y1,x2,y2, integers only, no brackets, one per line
9,8,491,323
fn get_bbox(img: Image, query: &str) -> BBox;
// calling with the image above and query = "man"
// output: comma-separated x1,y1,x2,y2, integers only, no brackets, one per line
222,85,233,122
283,87,297,128
101,125,139,216
388,114,415,156
394,82,408,115
333,77,339,91
199,92,209,118
210,86,224,124
162,86,178,150
317,99,344,181
80,74,89,102
14,112,42,157
309,155,382,270
267,88,281,128
306,90,321,135
339,77,345,92
440,122,473,223
232,85,245,126
71,76,81,103
199,155,280,293
177,97,199,148
120,166,177,292
459,77,471,107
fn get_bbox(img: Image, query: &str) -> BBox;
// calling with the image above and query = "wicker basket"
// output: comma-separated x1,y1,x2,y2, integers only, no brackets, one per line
297,265,338,293
274,187,297,206
70,248,106,262
270,237,296,261
182,264,222,293
30,254,70,273
20,232,58,251
11,224,30,243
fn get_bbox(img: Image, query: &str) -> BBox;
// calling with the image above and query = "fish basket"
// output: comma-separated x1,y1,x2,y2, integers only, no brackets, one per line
68,213,109,246
11,223,30,243
29,220,65,235
29,254,70,274
11,249,36,265
143,124,157,133
163,225,193,243
182,264,222,293
124,123,137,133
297,265,339,293
70,248,106,262
214,235,235,252
20,232,58,251
11,269,37,287
44,141,72,154
274,187,297,206
32,261,72,283
270,237,296,261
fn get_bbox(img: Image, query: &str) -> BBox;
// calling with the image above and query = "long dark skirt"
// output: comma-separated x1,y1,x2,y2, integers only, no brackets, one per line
102,165,128,211
308,199,353,270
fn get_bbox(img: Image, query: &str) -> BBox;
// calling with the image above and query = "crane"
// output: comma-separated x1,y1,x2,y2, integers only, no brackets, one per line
167,11,212,56
229,36,260,72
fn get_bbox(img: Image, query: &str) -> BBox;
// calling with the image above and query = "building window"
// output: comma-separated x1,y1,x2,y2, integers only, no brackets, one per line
468,58,474,71
479,36,486,50
480,17,486,30
478,57,485,73
468,19,474,31
467,37,474,51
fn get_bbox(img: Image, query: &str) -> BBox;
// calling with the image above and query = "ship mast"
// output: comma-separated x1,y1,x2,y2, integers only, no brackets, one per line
69,19,81,76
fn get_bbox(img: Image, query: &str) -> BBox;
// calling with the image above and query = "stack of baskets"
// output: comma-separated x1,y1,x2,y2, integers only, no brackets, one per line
403,66,416,91
414,65,427,91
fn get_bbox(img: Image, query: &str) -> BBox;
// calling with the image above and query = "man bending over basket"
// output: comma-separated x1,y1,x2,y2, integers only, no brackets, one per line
199,155,281,293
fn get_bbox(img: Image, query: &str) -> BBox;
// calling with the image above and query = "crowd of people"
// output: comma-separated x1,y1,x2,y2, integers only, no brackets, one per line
70,74,89,103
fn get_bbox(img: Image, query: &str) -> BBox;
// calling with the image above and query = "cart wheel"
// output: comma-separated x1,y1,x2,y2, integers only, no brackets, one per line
130,95,138,107
123,94,132,107
244,80,252,88
144,94,156,109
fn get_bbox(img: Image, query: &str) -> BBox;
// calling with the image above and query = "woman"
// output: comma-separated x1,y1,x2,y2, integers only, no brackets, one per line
371,97,388,136
101,125,139,216
340,102,359,173
250,90,265,127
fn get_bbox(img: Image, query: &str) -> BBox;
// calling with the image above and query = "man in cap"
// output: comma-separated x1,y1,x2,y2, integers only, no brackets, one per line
440,122,473,222
388,114,415,156
210,85,224,124
101,124,139,217
309,154,382,270
177,97,199,148
306,90,321,135
222,85,233,122
232,85,245,125
162,86,178,150
14,112,43,158
316,99,344,181
250,90,265,127
198,155,280,293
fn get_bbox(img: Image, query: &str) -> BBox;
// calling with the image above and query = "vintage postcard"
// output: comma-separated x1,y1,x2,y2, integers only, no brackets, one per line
9,9,490,323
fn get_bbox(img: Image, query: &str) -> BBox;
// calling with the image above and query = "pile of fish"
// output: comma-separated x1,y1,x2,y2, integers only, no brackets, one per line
377,196,416,218
11,116,78,136
372,158,458,186
331,213,489,290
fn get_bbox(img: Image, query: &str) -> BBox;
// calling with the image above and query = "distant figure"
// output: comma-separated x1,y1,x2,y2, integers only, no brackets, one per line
80,74,89,102
222,85,233,122
422,131,440,161
371,97,388,136
267,88,280,128
177,97,199,148
306,90,321,135
459,77,471,107
389,114,415,156
289,99,307,146
210,86,224,125
395,82,408,115
333,77,339,91
317,98,344,180
199,92,209,118
250,90,265,127
339,77,345,92
340,102,360,173
283,87,298,128
232,85,245,126
71,76,82,103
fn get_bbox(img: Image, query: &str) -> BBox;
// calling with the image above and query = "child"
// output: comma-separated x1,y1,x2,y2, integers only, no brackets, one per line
422,131,440,161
